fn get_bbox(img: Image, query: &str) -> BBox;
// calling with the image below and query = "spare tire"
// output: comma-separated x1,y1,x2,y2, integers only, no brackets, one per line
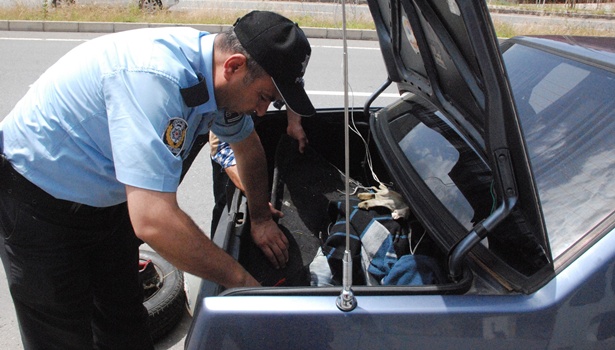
139,250,186,341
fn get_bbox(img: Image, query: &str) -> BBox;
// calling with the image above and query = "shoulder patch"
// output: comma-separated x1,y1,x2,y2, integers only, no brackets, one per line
163,118,188,156
224,111,244,125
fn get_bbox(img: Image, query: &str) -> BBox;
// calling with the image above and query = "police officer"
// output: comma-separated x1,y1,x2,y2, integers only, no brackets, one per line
0,10,315,349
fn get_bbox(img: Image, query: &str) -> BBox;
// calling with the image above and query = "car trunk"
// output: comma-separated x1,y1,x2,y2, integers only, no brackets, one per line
203,107,472,297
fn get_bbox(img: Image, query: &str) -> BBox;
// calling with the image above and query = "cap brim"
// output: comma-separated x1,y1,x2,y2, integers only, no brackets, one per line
272,78,315,117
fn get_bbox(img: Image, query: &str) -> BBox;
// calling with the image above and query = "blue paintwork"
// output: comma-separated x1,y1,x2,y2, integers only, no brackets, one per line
187,226,615,349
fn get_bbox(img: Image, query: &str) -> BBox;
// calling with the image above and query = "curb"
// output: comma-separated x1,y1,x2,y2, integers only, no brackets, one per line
489,5,614,21
0,19,378,40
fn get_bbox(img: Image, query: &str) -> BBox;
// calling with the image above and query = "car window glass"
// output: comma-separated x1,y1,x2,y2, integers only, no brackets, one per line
390,109,494,231
390,107,548,276
399,120,477,230
528,63,589,114
504,44,615,259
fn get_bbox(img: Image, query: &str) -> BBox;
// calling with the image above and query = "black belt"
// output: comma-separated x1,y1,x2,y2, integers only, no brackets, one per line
0,154,108,215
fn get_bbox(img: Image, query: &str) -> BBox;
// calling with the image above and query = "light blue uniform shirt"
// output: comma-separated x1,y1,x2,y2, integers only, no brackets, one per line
0,28,253,207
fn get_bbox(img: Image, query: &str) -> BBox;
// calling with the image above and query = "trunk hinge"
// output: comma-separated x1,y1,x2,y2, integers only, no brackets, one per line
448,148,518,281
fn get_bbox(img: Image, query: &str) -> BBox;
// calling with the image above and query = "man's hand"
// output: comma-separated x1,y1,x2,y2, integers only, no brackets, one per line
125,185,260,289
231,131,291,269
286,110,308,153
269,202,284,219
250,219,289,269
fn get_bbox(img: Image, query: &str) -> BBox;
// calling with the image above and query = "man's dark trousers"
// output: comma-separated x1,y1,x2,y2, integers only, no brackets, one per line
0,158,153,350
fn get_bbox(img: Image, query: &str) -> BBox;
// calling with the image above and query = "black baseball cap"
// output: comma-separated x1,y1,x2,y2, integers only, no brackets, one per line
234,11,315,116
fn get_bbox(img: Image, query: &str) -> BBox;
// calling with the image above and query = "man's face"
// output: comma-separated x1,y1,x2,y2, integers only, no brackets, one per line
225,75,281,117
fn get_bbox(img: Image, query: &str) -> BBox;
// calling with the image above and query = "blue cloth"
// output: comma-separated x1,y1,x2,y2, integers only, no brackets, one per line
322,200,445,286
379,254,445,286
365,220,444,286
0,28,253,207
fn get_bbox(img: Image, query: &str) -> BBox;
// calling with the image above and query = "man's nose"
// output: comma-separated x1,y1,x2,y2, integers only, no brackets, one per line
254,101,270,117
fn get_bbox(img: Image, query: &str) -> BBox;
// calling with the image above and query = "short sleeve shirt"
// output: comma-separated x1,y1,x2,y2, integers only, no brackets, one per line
209,133,236,170
0,28,254,207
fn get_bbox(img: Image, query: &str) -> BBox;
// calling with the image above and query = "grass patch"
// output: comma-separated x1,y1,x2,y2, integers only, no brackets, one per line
492,17,613,37
0,3,611,36
0,3,377,29
515,3,613,16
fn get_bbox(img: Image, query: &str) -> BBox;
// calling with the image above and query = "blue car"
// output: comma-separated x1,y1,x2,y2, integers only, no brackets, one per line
185,0,615,348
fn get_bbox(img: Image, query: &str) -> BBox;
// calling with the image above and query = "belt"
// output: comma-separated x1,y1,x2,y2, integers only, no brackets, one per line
0,154,107,215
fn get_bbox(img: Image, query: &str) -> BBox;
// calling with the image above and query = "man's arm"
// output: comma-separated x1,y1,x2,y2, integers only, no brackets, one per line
286,110,308,154
224,166,244,192
230,130,289,269
212,109,307,191
210,133,245,191
126,185,260,288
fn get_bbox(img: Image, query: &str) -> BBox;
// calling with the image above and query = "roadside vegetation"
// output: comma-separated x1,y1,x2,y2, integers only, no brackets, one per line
0,1,613,36
0,2,376,29
490,0,614,15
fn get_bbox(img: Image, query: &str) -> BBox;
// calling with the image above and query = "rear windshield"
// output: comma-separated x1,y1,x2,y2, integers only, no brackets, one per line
504,43,615,259
390,105,549,276
395,113,492,232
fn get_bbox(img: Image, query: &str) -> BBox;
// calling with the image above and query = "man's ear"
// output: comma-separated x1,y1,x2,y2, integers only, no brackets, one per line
223,54,247,80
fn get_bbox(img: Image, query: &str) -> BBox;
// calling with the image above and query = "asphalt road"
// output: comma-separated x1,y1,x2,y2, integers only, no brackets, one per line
0,30,398,349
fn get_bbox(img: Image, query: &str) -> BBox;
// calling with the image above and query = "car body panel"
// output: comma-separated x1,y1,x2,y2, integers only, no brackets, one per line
187,224,615,349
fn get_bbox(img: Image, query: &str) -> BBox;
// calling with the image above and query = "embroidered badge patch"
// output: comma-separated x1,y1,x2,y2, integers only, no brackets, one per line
224,110,243,125
163,118,188,156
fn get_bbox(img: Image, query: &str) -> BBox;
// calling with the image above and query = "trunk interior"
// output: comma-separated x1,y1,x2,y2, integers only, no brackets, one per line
219,108,471,295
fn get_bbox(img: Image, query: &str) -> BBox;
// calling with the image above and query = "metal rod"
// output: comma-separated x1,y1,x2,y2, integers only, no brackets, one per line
336,0,357,312
343,0,350,254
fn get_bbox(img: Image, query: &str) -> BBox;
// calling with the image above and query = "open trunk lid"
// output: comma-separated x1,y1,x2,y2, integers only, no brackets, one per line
368,0,551,291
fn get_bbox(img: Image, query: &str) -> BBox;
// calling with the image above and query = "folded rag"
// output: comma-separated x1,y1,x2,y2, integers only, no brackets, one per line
358,184,410,220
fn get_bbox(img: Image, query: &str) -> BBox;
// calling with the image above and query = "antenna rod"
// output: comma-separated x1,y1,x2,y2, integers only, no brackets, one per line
336,0,357,312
